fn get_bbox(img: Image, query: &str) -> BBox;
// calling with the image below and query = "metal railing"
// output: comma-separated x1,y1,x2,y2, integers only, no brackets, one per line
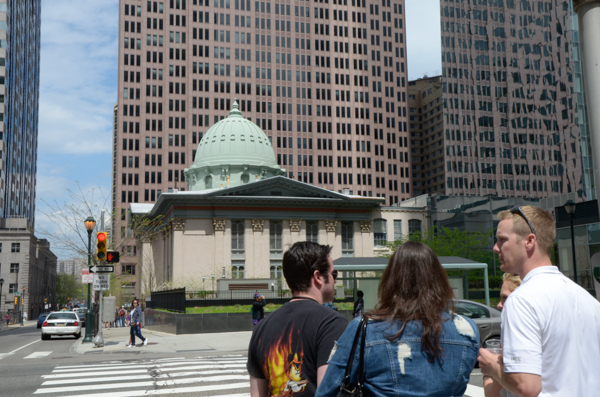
148,288,186,313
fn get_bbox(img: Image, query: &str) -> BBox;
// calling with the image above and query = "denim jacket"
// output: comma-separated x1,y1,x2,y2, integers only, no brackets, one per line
316,312,479,397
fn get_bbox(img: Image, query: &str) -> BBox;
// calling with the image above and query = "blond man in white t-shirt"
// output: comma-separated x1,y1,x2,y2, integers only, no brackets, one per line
478,205,600,397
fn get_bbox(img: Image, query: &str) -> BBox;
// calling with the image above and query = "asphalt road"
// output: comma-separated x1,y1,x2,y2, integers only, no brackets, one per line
0,323,485,397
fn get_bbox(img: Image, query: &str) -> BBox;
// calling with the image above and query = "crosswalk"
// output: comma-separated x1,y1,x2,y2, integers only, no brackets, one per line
32,354,485,397
34,355,251,396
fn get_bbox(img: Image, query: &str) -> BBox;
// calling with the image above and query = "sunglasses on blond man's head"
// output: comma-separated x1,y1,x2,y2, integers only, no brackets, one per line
510,205,535,235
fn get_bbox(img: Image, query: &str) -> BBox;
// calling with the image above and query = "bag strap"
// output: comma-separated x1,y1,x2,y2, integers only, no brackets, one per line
341,317,367,387
357,317,367,387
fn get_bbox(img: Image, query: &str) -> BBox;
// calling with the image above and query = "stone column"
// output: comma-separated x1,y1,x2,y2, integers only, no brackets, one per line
212,218,227,279
289,219,302,245
251,220,266,277
358,220,372,256
171,218,186,281
325,220,340,257
140,236,154,296
574,0,600,200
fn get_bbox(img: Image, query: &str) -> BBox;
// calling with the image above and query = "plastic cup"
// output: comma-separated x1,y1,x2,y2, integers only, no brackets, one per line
485,339,502,354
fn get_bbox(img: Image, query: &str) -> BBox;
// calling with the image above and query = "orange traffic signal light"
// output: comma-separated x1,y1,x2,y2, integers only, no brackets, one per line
96,232,107,261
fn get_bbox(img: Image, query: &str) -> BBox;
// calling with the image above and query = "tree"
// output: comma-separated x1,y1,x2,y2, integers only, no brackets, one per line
385,226,495,267
37,183,165,306
56,273,84,308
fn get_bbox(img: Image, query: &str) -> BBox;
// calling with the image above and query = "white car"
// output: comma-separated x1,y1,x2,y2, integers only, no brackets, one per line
41,311,82,340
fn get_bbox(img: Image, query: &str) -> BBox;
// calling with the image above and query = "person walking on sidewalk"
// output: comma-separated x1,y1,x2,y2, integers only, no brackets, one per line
126,299,147,347
5,313,10,326
251,293,266,326
119,306,126,327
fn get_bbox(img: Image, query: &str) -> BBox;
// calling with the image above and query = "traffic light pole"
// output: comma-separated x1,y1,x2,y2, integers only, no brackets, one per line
83,229,93,343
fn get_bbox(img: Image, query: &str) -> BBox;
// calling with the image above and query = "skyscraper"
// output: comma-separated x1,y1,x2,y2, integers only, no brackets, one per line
0,0,40,224
438,0,583,198
114,0,411,281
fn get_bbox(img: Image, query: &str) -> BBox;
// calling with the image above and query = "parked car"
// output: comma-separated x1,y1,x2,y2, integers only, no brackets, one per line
41,311,82,340
72,307,87,327
455,299,501,345
37,312,51,329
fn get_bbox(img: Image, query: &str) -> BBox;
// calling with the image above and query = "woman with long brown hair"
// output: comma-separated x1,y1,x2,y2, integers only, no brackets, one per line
316,241,480,397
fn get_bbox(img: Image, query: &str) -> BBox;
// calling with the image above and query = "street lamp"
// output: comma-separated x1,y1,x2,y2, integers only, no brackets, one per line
564,200,578,285
21,286,25,326
83,216,96,343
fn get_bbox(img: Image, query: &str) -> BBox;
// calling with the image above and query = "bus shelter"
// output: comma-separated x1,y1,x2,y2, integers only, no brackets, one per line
333,256,491,307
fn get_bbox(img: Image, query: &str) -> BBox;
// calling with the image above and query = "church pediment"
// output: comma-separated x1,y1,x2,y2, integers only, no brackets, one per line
202,176,349,200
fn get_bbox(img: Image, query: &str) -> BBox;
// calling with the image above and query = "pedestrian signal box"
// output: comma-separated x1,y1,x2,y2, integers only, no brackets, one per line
107,251,120,263
96,232,107,261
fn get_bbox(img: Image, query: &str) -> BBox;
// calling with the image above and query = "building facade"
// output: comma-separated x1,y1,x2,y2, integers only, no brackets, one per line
113,0,413,277
408,76,444,196
132,104,426,296
0,0,40,225
439,0,584,199
56,259,85,275
0,218,57,319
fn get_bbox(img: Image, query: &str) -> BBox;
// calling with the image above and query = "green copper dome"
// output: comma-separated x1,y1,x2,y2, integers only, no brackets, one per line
184,100,286,191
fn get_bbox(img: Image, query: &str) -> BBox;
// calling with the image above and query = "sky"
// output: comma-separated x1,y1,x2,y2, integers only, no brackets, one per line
35,0,441,259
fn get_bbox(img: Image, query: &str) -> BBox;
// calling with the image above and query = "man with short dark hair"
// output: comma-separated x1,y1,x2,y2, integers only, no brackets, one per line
478,205,600,397
247,241,348,397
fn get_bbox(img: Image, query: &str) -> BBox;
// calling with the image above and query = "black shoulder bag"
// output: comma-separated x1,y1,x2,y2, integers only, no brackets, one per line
337,317,368,397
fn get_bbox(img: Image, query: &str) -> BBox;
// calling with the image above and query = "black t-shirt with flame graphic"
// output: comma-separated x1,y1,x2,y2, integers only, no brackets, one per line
247,299,348,397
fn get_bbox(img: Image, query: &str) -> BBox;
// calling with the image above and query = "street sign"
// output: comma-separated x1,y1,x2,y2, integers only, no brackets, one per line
82,269,93,284
93,274,110,291
90,265,114,273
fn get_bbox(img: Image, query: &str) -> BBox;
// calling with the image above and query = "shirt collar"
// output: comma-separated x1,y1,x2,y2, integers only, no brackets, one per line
522,265,561,284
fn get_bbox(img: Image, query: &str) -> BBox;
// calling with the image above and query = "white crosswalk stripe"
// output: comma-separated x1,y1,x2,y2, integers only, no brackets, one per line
33,355,251,396
32,354,485,397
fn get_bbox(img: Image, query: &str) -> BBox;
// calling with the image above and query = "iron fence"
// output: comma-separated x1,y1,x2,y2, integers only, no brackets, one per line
148,288,186,313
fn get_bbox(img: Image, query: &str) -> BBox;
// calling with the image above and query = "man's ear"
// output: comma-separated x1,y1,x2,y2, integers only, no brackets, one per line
312,269,324,288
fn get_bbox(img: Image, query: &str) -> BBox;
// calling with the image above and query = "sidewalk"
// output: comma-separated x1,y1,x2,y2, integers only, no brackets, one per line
0,320,36,333
72,326,253,355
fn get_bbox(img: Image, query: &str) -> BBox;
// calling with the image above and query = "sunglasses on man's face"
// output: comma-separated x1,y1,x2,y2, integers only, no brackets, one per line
510,205,535,235
331,269,338,281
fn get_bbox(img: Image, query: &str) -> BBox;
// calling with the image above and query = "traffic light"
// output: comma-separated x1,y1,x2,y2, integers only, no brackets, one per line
107,251,120,263
14,297,18,305
96,232,107,261
44,298,47,304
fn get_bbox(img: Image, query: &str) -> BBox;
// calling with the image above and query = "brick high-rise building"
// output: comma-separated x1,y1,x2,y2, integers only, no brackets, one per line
113,0,411,286
438,0,584,198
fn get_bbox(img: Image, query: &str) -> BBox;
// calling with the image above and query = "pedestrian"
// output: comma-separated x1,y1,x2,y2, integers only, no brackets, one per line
126,299,147,348
5,313,10,326
23,312,27,322
119,306,126,327
125,311,131,326
247,241,348,397
252,293,266,326
478,205,600,396
316,241,479,397
484,273,522,397
351,290,364,318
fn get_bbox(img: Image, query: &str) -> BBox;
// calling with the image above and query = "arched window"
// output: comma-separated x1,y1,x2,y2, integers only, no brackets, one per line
270,220,283,251
232,261,245,279
306,220,319,243
408,219,422,234
373,219,387,247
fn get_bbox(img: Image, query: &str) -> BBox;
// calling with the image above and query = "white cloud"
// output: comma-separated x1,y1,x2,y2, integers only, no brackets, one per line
39,0,119,155
406,0,442,80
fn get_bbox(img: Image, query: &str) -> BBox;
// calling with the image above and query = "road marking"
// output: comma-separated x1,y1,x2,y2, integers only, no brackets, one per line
53,359,246,371
47,362,246,376
465,384,485,397
25,352,52,359
0,340,40,360
42,369,248,385
34,381,249,396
